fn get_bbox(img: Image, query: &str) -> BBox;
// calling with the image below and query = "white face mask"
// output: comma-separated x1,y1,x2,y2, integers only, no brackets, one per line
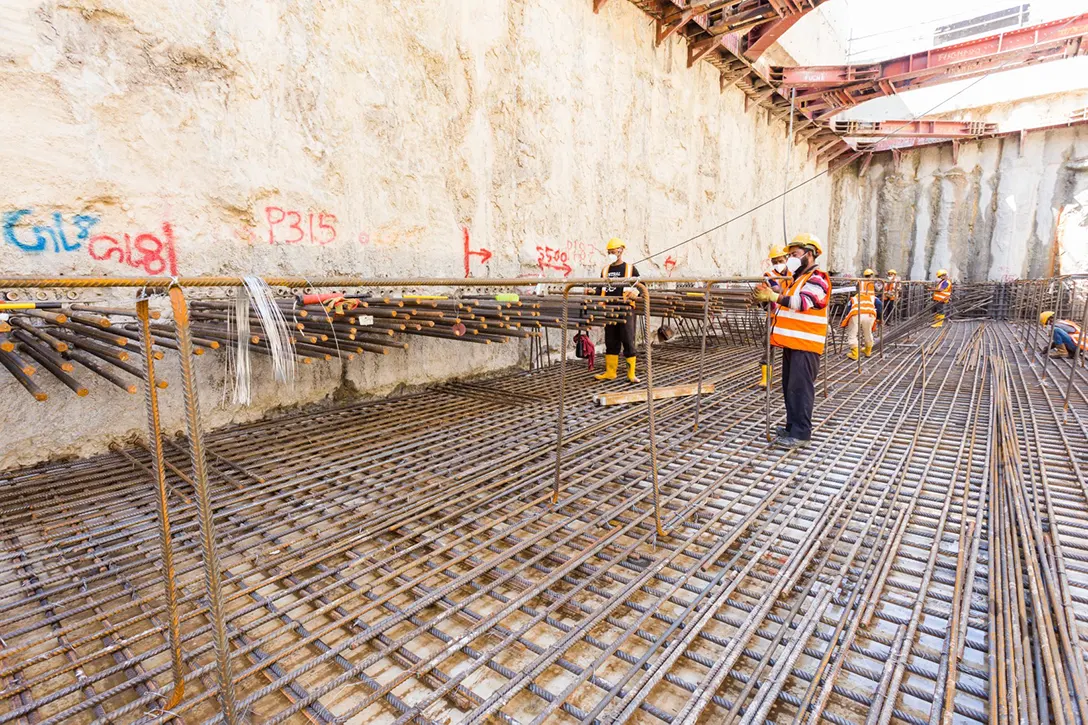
607,253,618,265
773,262,787,274
785,256,803,273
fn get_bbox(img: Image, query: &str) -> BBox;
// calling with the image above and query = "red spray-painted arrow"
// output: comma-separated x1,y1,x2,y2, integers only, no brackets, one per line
463,226,492,277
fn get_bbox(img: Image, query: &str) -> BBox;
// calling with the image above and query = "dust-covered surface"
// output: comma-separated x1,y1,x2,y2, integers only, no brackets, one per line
0,0,833,468
830,124,1088,280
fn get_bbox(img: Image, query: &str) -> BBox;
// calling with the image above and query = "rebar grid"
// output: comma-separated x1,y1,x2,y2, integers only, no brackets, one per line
2,320,1087,724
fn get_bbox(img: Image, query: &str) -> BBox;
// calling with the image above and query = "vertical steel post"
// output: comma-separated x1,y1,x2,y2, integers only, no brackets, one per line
637,282,665,538
136,297,185,710
855,279,863,375
879,277,885,360
168,285,238,725
1063,281,1088,415
764,281,773,440
552,282,577,505
692,281,713,433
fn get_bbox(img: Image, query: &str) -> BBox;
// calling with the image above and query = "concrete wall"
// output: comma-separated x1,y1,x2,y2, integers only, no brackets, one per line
0,0,834,469
829,124,1088,281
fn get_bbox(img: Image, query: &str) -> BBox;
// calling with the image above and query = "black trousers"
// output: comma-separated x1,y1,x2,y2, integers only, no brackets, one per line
781,347,820,441
604,312,637,357
882,298,895,321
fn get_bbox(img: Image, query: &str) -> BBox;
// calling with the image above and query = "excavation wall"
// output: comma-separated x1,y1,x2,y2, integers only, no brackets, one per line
0,0,832,468
829,124,1088,281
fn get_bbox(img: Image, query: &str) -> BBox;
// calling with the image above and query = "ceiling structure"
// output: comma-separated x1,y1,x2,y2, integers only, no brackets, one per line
592,1,1088,170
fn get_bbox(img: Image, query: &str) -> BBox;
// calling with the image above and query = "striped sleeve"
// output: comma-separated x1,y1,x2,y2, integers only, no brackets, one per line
785,273,829,311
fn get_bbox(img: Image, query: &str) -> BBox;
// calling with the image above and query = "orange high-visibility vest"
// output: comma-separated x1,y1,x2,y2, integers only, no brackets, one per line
840,294,877,328
883,279,899,300
770,270,830,354
933,279,952,303
860,280,876,297
1059,320,1088,351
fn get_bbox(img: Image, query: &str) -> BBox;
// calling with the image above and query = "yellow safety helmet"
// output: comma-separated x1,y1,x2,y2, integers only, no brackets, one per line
936,269,948,278
887,269,897,276
1040,310,1055,326
768,245,788,260
863,268,875,277
788,233,823,257
606,237,625,251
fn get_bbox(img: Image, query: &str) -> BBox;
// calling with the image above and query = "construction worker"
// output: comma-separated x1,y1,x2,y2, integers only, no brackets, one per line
931,269,951,327
882,269,899,322
862,268,883,321
860,269,877,297
842,290,877,360
594,238,640,382
1039,311,1086,359
757,245,791,388
753,233,830,449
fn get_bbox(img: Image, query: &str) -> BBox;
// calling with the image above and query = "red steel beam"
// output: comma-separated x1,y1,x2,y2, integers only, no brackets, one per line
741,9,811,59
830,118,999,138
772,13,1088,119
858,115,1088,153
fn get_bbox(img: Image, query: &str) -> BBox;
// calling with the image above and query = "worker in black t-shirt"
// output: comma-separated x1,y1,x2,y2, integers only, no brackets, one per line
594,238,640,382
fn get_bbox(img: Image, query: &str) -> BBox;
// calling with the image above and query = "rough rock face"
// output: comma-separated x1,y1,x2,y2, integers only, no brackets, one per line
0,0,832,468
830,125,1088,281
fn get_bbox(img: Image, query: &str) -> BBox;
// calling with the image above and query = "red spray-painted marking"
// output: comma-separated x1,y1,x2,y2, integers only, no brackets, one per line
463,226,492,278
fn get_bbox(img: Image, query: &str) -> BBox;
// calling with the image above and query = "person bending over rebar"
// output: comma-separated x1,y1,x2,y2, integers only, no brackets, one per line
594,237,640,383
757,245,792,389
1039,311,1085,360
753,233,830,450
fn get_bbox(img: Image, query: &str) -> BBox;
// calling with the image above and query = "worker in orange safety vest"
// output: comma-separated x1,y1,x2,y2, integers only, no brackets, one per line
882,269,900,322
594,238,641,382
931,269,952,328
841,289,877,360
753,233,830,450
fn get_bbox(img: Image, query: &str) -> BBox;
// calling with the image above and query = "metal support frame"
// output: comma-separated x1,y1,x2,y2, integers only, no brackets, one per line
774,13,1088,119
136,296,186,711
554,279,664,537
169,285,240,725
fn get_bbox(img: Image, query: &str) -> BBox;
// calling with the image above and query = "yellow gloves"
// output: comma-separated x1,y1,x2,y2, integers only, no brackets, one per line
753,285,779,304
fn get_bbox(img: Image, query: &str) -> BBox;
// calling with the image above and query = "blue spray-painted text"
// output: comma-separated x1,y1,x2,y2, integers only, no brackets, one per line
3,210,100,253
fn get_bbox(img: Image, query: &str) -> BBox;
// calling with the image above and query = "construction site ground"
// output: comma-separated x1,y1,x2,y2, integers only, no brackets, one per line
2,319,1087,724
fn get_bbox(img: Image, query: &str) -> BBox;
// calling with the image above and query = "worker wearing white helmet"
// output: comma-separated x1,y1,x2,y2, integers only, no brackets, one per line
753,233,830,449
931,269,952,328
594,238,641,383
756,245,792,389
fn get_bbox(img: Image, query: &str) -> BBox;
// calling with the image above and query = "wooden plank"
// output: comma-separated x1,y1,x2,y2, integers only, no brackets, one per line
594,383,715,406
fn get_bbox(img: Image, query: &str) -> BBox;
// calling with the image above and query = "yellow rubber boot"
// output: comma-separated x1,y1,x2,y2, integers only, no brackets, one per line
757,364,770,389
847,347,859,361
864,344,873,358
595,354,619,381
931,313,945,328
626,357,639,383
